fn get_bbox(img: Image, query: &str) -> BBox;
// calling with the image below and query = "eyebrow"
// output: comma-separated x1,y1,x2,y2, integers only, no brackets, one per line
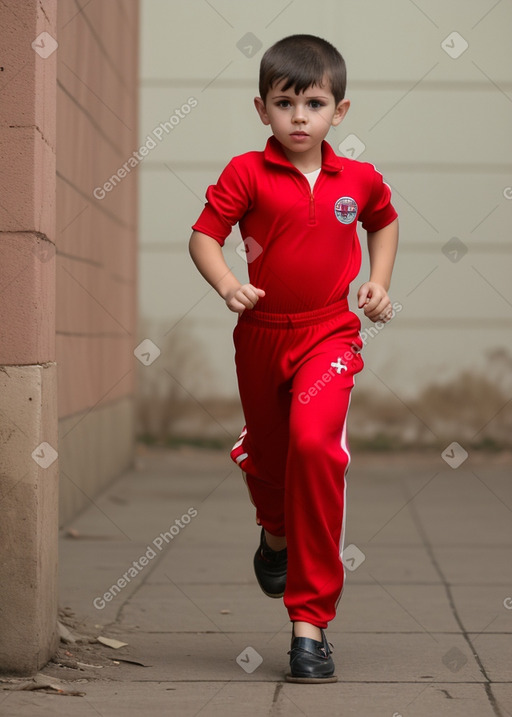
272,93,330,100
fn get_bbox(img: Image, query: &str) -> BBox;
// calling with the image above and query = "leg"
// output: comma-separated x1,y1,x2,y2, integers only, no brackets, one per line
240,470,285,548
231,320,292,537
284,341,363,629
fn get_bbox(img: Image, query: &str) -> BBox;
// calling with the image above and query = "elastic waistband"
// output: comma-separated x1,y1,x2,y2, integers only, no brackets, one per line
238,298,350,329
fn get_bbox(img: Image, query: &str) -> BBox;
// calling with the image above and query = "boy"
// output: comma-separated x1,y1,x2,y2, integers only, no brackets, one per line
189,34,398,682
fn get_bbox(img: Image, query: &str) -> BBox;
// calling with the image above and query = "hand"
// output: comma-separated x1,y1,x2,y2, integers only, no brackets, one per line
225,283,265,314
357,282,393,323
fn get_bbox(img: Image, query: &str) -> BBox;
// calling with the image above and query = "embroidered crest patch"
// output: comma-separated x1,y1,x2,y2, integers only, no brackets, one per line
334,196,358,224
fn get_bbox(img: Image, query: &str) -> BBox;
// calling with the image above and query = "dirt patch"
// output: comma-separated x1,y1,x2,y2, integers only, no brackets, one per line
0,608,138,692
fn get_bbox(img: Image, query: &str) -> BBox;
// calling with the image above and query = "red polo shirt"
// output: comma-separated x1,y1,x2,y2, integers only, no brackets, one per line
192,135,397,313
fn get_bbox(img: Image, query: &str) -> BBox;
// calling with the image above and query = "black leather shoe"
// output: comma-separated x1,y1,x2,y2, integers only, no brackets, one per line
285,628,337,683
253,527,287,598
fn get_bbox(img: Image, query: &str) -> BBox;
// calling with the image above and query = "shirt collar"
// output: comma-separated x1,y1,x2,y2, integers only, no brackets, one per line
263,135,344,174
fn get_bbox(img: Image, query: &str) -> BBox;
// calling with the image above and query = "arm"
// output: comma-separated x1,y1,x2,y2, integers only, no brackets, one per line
189,231,265,314
357,217,398,322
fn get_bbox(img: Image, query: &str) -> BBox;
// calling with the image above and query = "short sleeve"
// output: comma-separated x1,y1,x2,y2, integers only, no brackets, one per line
359,166,397,233
191,159,252,246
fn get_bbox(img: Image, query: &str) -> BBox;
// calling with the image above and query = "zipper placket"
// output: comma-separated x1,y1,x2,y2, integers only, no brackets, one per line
308,191,316,224
289,164,323,226
305,171,321,226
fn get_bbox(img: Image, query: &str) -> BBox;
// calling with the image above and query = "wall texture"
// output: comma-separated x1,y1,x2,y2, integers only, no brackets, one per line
0,0,60,676
56,0,139,525
0,0,139,674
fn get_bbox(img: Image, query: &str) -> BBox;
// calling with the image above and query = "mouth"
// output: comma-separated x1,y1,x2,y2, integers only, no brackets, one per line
290,131,308,136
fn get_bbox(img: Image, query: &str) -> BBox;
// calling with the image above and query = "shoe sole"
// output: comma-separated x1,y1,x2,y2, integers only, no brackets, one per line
258,584,285,599
285,673,338,684
254,573,285,599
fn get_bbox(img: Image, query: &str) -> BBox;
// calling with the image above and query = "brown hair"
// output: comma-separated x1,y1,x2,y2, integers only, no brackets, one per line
259,35,347,104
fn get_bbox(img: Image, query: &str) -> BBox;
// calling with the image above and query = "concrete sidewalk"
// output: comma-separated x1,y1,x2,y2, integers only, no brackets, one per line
1,446,511,716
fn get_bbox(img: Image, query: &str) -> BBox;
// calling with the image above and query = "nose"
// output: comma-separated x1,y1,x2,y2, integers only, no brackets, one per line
292,105,307,124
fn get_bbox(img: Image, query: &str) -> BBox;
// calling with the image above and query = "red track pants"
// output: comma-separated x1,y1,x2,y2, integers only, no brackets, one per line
230,298,364,628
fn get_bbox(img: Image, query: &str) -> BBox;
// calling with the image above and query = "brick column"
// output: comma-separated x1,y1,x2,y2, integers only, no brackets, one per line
0,0,59,674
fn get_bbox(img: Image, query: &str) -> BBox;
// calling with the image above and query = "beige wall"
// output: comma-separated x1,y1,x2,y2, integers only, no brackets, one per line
57,0,139,524
139,0,512,410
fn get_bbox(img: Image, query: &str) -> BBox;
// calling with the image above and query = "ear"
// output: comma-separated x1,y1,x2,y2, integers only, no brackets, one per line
331,98,350,127
254,96,271,126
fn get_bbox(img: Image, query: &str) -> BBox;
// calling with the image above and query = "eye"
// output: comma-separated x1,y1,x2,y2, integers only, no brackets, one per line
275,100,291,108
308,100,325,109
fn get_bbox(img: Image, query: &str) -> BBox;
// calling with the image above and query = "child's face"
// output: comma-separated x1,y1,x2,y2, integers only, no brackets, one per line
254,77,349,159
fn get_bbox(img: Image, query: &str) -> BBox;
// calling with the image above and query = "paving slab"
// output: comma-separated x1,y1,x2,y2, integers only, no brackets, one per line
59,539,163,623
147,542,440,589
118,583,290,633
333,583,460,632
467,635,512,682
433,546,512,585
26,630,484,685
118,581,458,636
491,685,512,715
146,543,259,586
344,477,426,546
0,681,502,717
0,683,279,717
410,468,512,547
344,544,441,584
4,447,510,717
450,585,512,633
274,682,499,717
67,473,251,544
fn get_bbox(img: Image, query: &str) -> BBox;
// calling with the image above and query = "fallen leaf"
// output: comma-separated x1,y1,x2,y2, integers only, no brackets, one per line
97,636,128,649
16,674,86,696
58,621,77,644
113,657,150,667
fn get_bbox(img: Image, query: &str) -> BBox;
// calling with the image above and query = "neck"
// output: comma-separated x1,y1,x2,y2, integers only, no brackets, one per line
282,144,323,174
